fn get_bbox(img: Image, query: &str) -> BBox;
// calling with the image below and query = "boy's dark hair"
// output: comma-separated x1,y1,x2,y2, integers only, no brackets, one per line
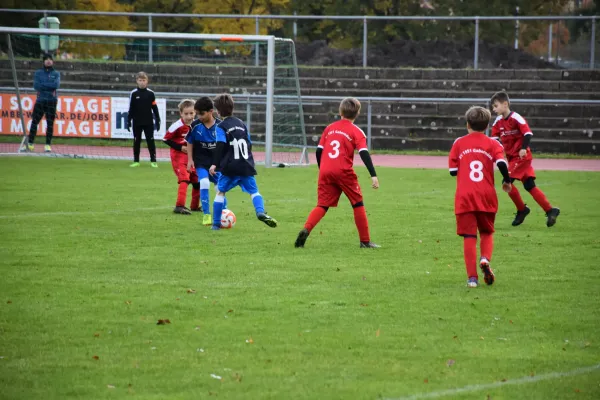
465,106,491,132
339,97,361,120
490,91,510,106
195,96,214,113
213,94,234,117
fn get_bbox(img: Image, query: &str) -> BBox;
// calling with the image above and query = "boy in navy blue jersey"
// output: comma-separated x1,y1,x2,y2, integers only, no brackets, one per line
208,94,277,230
186,97,226,225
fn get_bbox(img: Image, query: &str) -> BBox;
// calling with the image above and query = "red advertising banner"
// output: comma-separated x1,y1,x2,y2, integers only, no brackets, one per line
0,93,112,137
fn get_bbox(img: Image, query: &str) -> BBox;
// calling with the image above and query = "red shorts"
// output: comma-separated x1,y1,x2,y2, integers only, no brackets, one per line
456,212,496,236
317,178,363,207
508,158,536,181
171,151,198,184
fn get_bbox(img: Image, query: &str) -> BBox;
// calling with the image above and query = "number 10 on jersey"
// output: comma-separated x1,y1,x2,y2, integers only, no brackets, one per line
230,138,249,160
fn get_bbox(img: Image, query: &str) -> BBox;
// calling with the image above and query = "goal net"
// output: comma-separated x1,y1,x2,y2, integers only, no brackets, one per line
0,27,308,167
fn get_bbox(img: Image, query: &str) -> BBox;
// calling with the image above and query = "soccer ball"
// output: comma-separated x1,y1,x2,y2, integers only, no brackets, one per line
221,209,236,229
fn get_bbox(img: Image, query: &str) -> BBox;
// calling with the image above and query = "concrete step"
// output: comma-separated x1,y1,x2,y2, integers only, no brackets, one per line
3,59,599,82
5,68,599,94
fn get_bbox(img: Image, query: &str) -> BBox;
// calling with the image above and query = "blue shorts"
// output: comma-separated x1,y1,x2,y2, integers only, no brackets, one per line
217,175,259,195
196,168,220,185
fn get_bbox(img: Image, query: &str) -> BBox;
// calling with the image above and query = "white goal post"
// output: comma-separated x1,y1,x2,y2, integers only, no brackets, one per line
0,26,308,167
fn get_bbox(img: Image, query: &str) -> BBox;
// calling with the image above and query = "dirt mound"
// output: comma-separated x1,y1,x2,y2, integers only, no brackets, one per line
295,40,558,69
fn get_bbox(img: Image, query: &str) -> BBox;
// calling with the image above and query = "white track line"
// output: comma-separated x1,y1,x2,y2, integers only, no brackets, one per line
0,206,170,219
386,363,600,400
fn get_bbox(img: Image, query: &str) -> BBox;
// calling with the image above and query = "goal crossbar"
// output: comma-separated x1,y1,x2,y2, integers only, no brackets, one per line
0,26,281,167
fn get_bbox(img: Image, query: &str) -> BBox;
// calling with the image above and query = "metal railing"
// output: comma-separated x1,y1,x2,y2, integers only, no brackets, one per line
1,8,598,69
4,86,600,151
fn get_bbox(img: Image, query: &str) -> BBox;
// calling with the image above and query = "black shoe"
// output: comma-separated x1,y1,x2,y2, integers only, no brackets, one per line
190,207,203,212
546,207,560,227
479,258,495,286
257,212,278,228
512,205,531,226
295,228,310,248
360,242,381,248
173,206,192,215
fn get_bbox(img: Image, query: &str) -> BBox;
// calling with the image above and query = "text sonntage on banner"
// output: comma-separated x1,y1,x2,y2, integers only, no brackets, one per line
0,93,166,139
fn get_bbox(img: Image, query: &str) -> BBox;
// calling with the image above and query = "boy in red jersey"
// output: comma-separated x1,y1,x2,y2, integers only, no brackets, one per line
163,99,200,215
490,91,560,227
295,97,380,248
449,106,512,288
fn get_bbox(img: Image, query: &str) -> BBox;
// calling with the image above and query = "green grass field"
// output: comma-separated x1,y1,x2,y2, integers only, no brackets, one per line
0,157,599,400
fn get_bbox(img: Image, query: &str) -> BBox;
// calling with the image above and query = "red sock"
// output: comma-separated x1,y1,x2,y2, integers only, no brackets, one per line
508,185,526,211
463,236,478,279
529,187,552,212
304,207,327,232
176,182,188,207
480,233,494,262
353,206,370,243
190,187,200,210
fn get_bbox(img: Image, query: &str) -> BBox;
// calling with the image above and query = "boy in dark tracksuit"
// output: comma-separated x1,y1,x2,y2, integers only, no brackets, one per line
126,71,161,168
26,53,60,153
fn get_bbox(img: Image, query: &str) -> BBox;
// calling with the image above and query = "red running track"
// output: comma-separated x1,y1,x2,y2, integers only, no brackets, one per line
1,143,599,172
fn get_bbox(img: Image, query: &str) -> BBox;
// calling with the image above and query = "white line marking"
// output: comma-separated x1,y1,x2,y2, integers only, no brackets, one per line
0,206,170,219
386,363,600,400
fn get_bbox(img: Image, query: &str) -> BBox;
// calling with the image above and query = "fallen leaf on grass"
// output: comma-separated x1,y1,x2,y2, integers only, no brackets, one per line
446,359,455,367
530,372,535,377
125,301,131,305
362,276,367,281
107,385,115,389
360,303,368,307
423,378,428,384
453,335,458,340
228,309,234,313
501,378,507,382
245,338,254,344
93,333,100,337
480,336,485,340
575,388,581,393
157,319,171,325
176,298,180,301
234,373,243,382
509,320,513,324
376,329,380,338
92,355,99,360
210,374,222,380
6,300,12,304
187,289,196,294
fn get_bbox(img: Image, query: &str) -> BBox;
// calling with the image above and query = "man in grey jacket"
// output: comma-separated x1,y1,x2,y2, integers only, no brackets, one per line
26,53,60,152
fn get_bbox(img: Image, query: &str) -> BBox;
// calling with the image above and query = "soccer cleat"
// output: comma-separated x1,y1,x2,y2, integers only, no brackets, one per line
44,145,52,153
360,241,381,248
467,277,479,288
211,224,221,230
479,258,495,286
190,207,203,213
546,207,560,227
257,212,277,228
294,228,310,248
150,162,158,168
202,214,212,226
130,162,140,168
511,205,531,226
26,143,34,151
173,206,192,215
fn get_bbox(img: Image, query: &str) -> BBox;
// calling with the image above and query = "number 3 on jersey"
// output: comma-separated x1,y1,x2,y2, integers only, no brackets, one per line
328,140,340,159
469,160,484,182
230,138,249,160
